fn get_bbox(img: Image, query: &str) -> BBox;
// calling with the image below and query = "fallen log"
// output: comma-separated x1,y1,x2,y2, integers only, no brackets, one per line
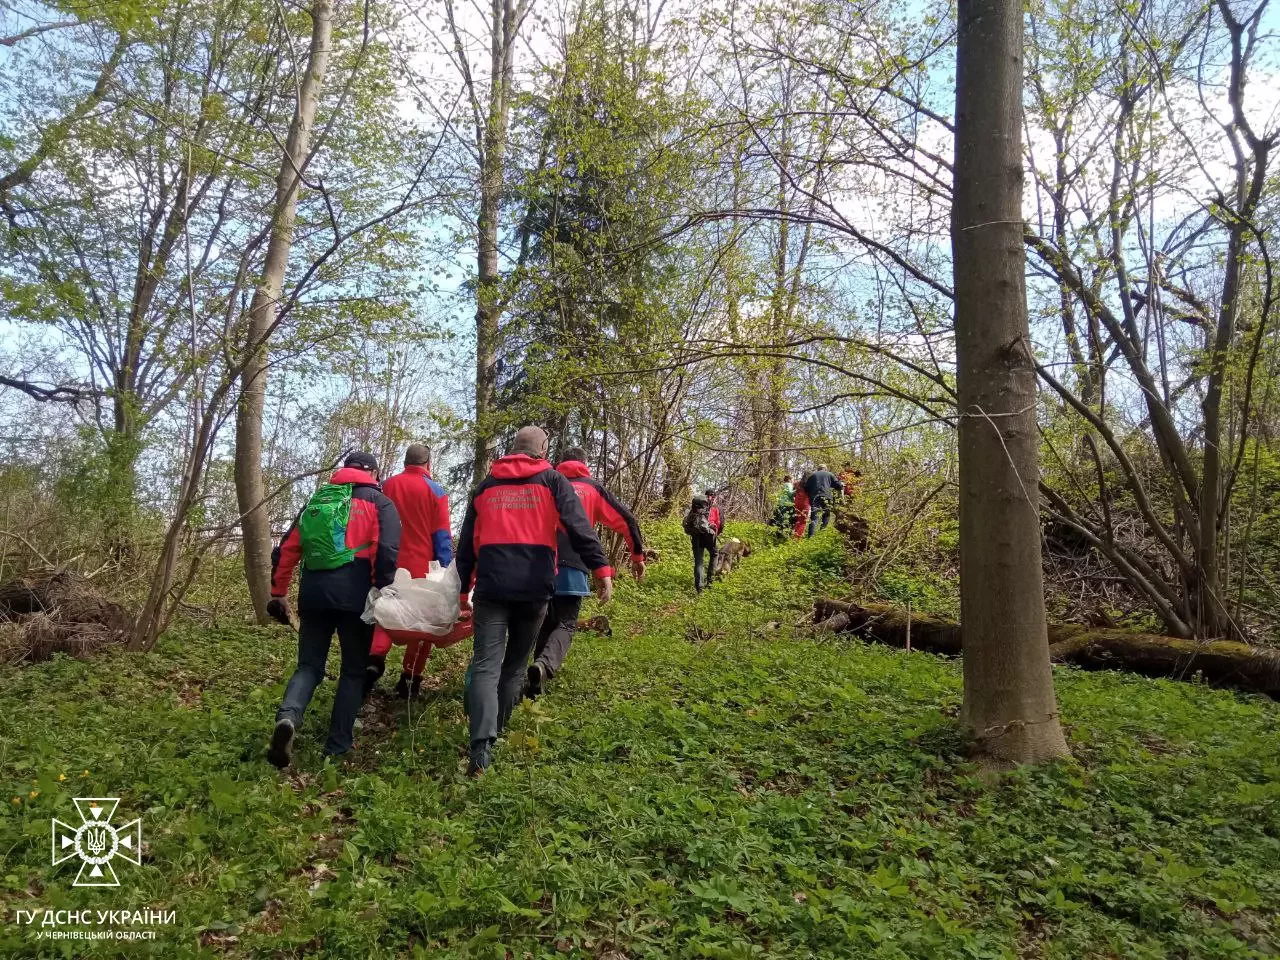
0,572,132,664
813,599,962,655
810,598,1280,699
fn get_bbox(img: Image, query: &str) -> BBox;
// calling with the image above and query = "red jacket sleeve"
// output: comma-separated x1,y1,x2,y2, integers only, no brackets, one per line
551,472,612,579
593,482,644,559
709,506,723,534
270,512,303,597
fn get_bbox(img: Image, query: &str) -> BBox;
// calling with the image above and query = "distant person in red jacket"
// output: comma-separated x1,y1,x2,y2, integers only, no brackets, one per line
267,452,400,768
455,426,611,776
838,463,862,497
792,474,811,539
683,488,724,593
525,448,645,698
706,489,724,537
366,443,454,701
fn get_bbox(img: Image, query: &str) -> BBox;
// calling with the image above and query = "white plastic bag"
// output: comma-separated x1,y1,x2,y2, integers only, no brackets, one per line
372,562,461,636
360,587,382,625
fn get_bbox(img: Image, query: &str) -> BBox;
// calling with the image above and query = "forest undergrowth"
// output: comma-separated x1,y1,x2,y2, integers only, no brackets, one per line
1,522,1278,958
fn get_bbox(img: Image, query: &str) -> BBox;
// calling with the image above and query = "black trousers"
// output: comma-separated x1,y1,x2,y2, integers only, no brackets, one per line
276,610,371,755
533,594,584,680
807,497,833,536
466,599,548,756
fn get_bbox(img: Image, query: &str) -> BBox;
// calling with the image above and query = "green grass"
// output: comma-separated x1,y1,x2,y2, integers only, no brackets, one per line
1,522,1279,958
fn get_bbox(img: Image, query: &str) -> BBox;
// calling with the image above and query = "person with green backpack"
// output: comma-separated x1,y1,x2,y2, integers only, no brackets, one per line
266,451,401,768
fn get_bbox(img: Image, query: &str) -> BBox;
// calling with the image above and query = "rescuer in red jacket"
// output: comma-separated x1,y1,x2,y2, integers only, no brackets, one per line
455,426,610,776
792,474,811,540
366,443,454,700
266,452,400,768
524,448,646,699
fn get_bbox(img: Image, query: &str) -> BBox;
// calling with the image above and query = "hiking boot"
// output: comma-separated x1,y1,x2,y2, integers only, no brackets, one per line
267,719,295,769
526,662,546,699
394,672,423,701
468,741,493,778
363,657,386,699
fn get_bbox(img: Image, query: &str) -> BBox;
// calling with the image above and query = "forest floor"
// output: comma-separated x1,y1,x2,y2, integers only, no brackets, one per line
1,523,1279,958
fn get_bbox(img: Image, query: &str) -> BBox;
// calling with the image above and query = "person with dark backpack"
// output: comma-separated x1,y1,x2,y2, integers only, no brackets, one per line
803,464,842,536
683,492,719,593
265,451,400,768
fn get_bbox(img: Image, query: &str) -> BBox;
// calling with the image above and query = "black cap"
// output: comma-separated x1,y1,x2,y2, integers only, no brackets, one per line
704,488,717,498
344,451,378,474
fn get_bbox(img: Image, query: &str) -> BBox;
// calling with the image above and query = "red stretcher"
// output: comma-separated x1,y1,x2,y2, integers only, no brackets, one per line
372,612,474,655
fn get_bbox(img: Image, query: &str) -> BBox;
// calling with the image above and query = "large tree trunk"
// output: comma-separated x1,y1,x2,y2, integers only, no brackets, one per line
1196,223,1242,639
472,0,524,485
761,163,789,515
235,0,333,624
951,0,1069,764
473,175,501,483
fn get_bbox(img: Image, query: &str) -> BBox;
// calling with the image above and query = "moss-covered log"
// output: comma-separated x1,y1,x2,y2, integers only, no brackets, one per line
811,598,1280,698
813,599,963,655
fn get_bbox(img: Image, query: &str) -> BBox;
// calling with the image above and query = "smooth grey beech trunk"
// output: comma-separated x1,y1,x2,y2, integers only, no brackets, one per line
952,0,1070,763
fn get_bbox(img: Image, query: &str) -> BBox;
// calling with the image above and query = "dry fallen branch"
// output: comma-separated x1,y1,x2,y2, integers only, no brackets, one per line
0,572,132,664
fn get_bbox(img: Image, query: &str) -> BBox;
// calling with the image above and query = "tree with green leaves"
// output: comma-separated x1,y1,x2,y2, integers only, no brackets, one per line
235,0,334,625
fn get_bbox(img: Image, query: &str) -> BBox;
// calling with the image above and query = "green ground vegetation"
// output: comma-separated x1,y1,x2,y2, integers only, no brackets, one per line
1,523,1278,958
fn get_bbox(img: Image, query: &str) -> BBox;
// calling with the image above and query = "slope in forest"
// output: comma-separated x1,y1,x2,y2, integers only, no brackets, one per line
0,523,1278,959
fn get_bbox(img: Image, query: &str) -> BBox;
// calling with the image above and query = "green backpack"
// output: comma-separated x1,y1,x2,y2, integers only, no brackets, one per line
298,483,370,571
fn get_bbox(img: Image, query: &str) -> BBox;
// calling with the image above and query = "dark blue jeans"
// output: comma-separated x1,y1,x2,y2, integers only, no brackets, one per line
276,610,371,756
466,599,547,761
691,535,717,592
807,498,833,537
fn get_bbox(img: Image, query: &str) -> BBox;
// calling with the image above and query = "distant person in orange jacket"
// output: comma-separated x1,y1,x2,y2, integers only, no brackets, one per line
792,473,811,539
366,444,454,700
838,462,862,497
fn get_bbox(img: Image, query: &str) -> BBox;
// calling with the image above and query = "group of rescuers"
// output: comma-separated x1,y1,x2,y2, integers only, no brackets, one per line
769,464,860,540
269,425,706,776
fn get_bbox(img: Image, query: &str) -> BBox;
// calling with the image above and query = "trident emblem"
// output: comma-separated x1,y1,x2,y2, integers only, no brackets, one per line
51,798,142,887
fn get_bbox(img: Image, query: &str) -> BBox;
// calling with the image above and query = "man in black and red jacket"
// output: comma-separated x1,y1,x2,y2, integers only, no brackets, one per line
266,451,400,768
525,447,645,699
455,426,610,776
